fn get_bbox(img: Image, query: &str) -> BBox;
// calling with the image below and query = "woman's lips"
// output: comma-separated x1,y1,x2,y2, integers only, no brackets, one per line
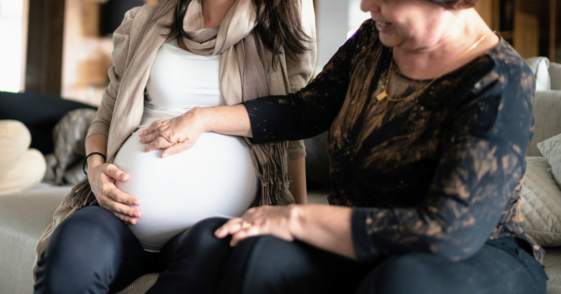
375,21,393,32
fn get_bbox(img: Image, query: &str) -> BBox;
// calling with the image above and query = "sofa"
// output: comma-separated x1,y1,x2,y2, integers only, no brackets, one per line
2,57,561,293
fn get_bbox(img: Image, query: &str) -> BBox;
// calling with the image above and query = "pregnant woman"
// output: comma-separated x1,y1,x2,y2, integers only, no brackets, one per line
33,0,315,293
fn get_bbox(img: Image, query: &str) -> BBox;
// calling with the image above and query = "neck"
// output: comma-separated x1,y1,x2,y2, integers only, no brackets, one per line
393,9,497,80
202,0,236,28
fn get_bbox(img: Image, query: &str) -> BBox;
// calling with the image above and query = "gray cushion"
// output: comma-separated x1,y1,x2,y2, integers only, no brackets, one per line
0,187,69,294
544,247,561,294
550,63,561,91
528,91,561,157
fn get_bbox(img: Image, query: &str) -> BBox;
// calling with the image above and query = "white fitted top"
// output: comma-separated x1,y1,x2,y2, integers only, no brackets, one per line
113,40,258,252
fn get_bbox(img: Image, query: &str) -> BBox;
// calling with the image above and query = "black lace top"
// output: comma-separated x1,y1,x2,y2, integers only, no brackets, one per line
243,20,543,263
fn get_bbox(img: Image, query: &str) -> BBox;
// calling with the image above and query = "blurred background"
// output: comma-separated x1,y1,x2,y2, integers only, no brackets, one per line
0,0,370,105
1,0,557,104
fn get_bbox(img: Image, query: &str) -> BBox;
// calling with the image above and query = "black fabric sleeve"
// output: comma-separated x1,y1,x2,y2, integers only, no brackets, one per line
351,64,535,263
243,23,373,143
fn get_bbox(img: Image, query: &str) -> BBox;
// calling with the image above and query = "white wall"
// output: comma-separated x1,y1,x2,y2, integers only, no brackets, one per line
315,0,349,72
314,0,371,73
0,0,27,93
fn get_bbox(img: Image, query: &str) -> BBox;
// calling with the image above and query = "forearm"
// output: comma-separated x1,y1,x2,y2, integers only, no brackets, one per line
197,105,252,137
289,204,355,259
85,133,108,172
288,157,307,204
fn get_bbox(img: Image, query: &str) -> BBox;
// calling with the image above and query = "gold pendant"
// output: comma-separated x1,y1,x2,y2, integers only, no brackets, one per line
376,90,387,101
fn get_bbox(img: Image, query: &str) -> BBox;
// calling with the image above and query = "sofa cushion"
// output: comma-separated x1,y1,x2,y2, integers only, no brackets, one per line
0,186,70,294
538,133,561,187
550,62,561,91
543,247,561,294
0,184,159,294
528,91,561,157
520,157,561,246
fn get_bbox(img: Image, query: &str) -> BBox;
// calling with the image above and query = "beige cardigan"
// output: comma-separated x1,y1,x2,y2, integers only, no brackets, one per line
33,0,316,279
86,0,317,163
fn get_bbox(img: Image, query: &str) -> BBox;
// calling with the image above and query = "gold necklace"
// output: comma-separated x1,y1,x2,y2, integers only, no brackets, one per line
376,31,496,102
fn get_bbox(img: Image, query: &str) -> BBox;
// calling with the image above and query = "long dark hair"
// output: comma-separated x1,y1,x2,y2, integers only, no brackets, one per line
165,0,310,64
428,0,478,9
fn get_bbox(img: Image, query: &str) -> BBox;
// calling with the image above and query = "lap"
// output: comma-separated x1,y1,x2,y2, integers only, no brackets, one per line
357,239,547,294
38,210,232,294
217,235,547,294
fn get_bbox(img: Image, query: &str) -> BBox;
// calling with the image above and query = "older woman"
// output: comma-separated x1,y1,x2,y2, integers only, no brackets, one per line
34,0,315,293
139,0,548,293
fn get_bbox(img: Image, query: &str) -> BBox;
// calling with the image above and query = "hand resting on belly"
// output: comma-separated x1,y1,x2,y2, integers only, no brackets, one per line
114,130,259,251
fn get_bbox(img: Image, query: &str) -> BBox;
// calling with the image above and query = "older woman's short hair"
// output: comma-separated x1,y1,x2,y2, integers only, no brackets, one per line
429,0,479,9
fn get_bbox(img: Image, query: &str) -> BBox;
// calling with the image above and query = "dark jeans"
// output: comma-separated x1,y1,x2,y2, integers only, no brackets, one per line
35,205,548,294
34,206,232,294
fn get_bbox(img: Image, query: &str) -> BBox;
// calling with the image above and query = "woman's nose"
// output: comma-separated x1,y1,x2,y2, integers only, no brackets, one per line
361,0,381,13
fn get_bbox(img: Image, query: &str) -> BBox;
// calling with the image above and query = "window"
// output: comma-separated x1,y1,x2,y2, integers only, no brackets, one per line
0,0,26,93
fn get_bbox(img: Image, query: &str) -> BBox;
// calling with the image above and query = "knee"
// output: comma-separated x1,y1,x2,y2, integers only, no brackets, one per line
234,236,296,293
357,254,446,294
171,217,230,253
42,206,123,269
189,217,230,238
35,206,121,293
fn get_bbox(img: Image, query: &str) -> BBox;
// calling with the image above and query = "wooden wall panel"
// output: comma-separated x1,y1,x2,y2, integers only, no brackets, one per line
514,9,540,58
25,0,66,95
475,0,494,28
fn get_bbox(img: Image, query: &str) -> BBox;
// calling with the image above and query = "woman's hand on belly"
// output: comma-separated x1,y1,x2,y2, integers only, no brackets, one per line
139,108,205,158
88,163,142,224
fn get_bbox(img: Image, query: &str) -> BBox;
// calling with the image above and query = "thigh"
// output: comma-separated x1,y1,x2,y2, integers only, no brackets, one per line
216,235,370,294
35,205,151,294
355,240,547,294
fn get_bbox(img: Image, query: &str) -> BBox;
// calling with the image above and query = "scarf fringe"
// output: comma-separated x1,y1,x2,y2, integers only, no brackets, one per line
68,178,98,209
250,141,292,206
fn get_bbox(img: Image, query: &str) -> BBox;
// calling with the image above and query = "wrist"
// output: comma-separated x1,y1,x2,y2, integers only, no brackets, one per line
287,204,305,241
86,154,105,174
190,107,211,133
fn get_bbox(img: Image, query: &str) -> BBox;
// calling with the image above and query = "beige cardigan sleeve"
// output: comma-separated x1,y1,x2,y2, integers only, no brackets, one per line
86,7,144,140
286,0,317,160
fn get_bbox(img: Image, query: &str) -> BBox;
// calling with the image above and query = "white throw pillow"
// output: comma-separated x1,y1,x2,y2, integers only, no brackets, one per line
538,132,561,187
525,57,551,92
520,157,561,246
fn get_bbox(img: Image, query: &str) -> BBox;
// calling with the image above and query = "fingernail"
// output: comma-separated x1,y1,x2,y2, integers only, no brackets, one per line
134,201,140,206
162,153,168,158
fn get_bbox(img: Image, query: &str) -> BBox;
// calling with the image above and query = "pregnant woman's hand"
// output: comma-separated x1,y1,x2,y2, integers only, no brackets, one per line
139,108,206,157
88,162,141,224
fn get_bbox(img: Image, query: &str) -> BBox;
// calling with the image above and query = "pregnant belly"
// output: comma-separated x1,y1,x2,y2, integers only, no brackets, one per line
114,130,259,251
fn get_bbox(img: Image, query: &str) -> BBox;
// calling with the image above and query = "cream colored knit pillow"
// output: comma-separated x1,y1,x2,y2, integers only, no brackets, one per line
520,157,561,246
538,133,561,187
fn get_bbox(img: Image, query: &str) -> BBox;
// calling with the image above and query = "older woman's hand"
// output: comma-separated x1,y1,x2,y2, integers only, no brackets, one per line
214,205,299,246
139,108,206,157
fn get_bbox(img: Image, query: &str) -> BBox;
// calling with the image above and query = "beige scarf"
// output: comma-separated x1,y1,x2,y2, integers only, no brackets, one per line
180,0,290,206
